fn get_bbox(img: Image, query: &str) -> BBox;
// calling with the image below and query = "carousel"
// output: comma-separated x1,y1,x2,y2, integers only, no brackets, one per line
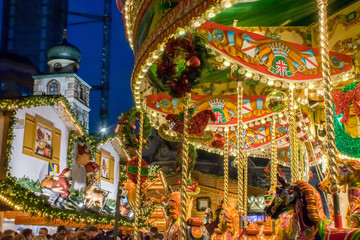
117,0,360,239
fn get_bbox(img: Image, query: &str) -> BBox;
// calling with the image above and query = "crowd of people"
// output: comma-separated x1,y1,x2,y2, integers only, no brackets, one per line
0,226,163,240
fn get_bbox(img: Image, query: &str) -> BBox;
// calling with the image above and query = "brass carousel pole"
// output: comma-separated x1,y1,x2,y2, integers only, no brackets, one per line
317,0,342,228
180,92,191,240
289,87,299,181
224,128,230,206
270,116,277,188
133,102,144,240
237,80,245,229
300,142,305,181
243,150,248,227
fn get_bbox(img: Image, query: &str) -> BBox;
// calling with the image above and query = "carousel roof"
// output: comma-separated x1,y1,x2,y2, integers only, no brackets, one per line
210,0,359,27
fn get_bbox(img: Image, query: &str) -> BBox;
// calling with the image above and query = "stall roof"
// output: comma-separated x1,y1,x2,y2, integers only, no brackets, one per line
211,0,359,27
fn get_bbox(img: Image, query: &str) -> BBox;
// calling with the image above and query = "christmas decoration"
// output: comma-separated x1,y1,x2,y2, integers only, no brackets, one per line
265,90,289,112
126,157,149,184
210,132,225,148
119,108,151,151
332,82,360,124
166,110,216,136
155,34,213,98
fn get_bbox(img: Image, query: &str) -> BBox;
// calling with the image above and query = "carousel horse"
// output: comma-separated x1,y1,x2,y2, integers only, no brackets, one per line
164,192,210,240
319,160,360,227
211,204,240,240
211,204,276,240
266,174,360,240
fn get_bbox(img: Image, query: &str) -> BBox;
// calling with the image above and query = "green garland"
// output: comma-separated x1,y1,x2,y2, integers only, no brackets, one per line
0,177,160,227
4,111,15,176
119,107,151,150
0,95,86,134
67,131,76,168
334,82,360,158
0,96,161,227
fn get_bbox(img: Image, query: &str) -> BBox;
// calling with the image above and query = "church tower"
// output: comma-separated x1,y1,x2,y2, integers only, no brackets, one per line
33,30,91,131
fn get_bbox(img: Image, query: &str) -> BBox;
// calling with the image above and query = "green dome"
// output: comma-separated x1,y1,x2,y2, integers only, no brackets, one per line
47,38,81,62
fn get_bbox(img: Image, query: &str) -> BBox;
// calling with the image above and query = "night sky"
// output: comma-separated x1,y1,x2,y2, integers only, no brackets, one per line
68,1,134,133
0,0,135,134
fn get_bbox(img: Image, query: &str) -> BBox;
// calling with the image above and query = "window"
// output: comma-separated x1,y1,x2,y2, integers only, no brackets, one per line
23,114,61,164
47,80,60,95
95,150,115,183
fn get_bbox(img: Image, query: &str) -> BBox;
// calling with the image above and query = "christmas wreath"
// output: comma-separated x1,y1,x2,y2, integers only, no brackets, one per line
119,107,151,150
155,33,213,98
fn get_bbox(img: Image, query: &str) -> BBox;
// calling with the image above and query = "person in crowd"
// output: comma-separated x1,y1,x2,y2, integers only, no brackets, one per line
33,235,47,240
54,233,67,240
66,230,76,240
39,228,51,240
38,229,47,236
20,229,33,240
56,227,67,235
1,234,13,240
85,227,105,240
3,230,15,238
97,230,103,236
76,231,87,240
13,235,25,240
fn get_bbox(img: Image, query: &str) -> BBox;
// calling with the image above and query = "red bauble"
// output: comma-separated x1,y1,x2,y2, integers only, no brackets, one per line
189,56,201,68
134,138,139,143
131,125,136,130
211,133,225,148
142,139,147,144
124,120,129,123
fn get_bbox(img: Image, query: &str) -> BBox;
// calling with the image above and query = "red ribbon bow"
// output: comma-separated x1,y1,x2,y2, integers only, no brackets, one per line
332,84,360,124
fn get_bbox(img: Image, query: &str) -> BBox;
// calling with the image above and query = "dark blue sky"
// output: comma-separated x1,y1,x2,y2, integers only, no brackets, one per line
67,1,134,133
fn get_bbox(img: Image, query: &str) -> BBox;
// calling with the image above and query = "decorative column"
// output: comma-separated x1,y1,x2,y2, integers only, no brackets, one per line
237,80,245,229
300,142,305,181
133,108,144,240
270,116,277,188
224,128,229,206
289,87,299,181
317,0,342,228
243,151,248,227
180,92,191,240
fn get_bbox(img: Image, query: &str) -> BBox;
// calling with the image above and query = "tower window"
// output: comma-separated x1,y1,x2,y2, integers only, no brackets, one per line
47,80,60,95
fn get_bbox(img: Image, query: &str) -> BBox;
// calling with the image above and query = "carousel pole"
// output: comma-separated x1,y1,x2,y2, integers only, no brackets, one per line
317,0,342,228
270,116,277,188
300,142,305,181
237,80,245,229
243,151,248,227
133,103,144,240
180,92,191,240
224,127,229,206
289,87,299,181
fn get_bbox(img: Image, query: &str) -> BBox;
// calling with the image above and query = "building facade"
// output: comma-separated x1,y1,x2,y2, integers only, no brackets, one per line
1,0,68,72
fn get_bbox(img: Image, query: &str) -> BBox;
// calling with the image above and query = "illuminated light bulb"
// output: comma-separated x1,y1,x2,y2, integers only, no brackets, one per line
225,2,232,8
275,81,282,88
267,80,274,86
193,21,201,27
245,72,253,78
153,54,159,59
178,28,185,36
289,84,295,90
261,119,266,124
223,61,231,67
260,77,267,83
243,124,248,129
208,12,215,18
